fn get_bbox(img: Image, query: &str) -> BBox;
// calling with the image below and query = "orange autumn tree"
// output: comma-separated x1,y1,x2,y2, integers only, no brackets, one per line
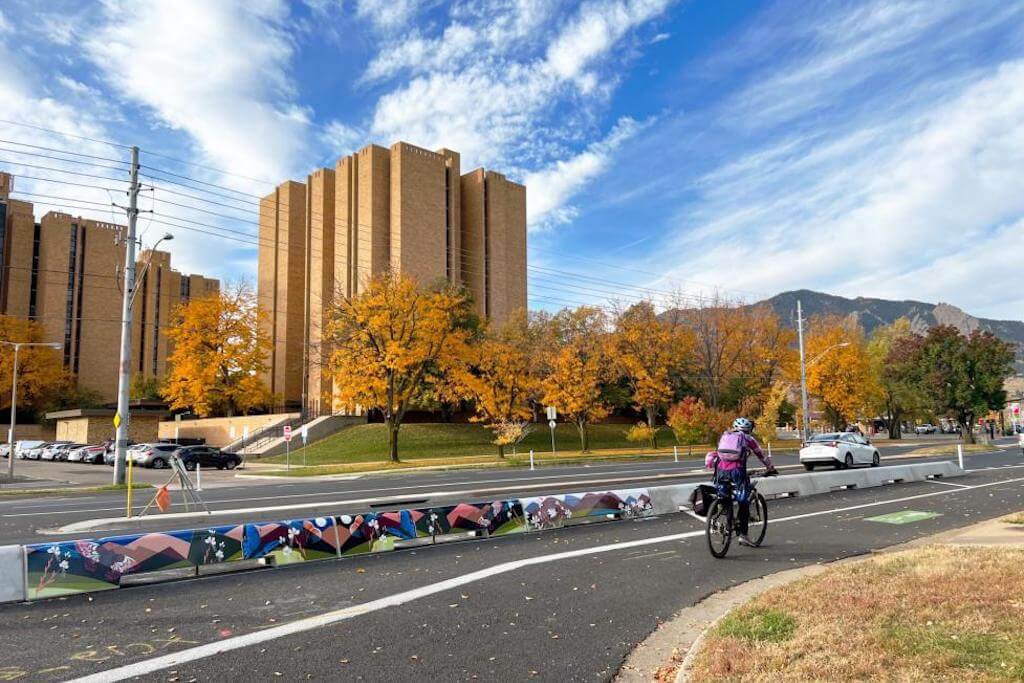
162,282,272,417
802,315,879,430
451,309,540,458
326,273,471,462
609,301,691,447
0,316,71,415
541,306,610,453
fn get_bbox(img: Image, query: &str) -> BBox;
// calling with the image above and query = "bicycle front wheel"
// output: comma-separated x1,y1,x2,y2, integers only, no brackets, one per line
748,493,768,547
706,499,733,558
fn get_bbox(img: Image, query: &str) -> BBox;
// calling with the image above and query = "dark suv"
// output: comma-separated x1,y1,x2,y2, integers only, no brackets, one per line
174,445,242,471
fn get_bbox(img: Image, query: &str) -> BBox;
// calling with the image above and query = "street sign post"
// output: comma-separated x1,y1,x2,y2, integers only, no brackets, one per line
546,406,557,456
283,426,293,471
300,425,308,466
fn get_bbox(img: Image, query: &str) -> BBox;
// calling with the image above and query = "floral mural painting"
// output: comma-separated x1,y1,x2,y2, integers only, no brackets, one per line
243,517,340,564
21,500,527,600
520,489,654,531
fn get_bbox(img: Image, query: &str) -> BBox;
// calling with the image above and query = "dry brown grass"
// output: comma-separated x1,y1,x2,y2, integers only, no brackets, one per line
1002,512,1024,525
688,546,1024,681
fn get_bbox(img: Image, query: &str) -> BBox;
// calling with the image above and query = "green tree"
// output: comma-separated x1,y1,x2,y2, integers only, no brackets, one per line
912,326,1015,444
868,319,923,439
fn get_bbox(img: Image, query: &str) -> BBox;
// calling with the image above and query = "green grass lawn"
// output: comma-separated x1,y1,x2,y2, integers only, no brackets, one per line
261,422,689,467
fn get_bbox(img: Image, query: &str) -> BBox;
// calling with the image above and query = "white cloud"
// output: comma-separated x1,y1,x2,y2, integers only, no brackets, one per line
651,32,670,43
370,0,674,172
356,0,418,32
320,120,364,157
83,0,309,186
0,10,10,34
524,116,647,230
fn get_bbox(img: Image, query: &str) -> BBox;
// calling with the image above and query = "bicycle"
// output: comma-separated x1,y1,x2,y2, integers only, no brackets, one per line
705,470,772,558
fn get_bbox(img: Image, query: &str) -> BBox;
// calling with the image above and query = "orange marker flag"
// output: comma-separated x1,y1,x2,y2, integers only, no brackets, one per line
155,485,172,513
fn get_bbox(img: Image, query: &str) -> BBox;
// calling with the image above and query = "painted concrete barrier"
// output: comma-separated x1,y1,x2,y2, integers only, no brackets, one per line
0,546,24,603
0,461,964,603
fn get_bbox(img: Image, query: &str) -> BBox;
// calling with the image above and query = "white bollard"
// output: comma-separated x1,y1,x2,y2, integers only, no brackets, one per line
767,441,773,461
957,443,964,470
196,462,202,491
529,449,535,471
673,446,678,463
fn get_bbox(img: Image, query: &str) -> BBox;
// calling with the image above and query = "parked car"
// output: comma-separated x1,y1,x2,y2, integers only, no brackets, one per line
103,440,139,465
174,445,242,471
914,424,937,434
13,440,45,459
800,432,880,470
130,443,181,469
40,442,76,461
68,444,106,464
0,444,9,459
23,441,62,460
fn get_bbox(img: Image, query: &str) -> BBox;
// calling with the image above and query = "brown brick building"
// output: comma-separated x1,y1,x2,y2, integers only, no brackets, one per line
0,171,219,402
259,141,527,413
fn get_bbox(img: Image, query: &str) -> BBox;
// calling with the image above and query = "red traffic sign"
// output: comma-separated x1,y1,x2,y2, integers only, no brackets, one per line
283,425,293,442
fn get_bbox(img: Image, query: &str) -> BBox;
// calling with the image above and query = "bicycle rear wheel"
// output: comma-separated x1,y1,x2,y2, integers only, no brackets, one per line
706,499,733,558
748,493,768,547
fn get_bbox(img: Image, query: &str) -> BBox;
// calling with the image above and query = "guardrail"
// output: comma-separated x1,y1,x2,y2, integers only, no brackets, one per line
0,462,963,603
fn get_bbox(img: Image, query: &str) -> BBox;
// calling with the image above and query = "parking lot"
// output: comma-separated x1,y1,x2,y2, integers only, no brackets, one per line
2,456,250,489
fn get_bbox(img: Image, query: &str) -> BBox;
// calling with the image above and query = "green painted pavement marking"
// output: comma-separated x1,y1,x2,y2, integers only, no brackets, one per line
865,510,942,525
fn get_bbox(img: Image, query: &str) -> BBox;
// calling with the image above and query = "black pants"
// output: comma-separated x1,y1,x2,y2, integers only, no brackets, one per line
714,467,751,534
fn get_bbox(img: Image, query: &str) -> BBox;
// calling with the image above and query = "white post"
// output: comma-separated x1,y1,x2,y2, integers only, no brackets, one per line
797,299,810,443
7,345,18,481
673,445,678,463
529,449,535,471
286,437,291,471
957,443,964,470
113,145,140,485
767,441,773,461
196,462,202,491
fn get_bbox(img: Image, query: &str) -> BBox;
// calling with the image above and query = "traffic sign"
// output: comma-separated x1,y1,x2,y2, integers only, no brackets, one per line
283,425,293,442
548,420,557,429
546,406,557,421
113,412,121,429
301,425,308,443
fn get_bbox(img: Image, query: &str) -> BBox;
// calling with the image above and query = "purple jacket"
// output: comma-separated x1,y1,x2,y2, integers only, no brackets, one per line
707,432,773,471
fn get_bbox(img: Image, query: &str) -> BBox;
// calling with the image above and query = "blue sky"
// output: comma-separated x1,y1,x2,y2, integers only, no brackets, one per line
1,0,1022,318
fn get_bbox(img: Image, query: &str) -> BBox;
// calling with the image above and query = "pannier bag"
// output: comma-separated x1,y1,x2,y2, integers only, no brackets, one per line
688,484,717,517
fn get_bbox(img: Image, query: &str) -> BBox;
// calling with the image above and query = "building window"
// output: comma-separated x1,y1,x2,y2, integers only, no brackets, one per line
483,177,490,319
445,167,451,280
137,271,148,372
62,224,78,367
152,266,161,376
0,202,7,309
180,276,190,301
28,223,40,319
72,227,87,374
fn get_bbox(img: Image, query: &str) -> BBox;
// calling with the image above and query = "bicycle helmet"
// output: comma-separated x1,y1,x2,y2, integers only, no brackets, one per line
732,417,754,433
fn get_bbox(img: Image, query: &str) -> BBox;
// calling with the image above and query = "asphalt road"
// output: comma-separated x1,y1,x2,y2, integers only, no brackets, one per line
1,445,1022,681
0,436,991,544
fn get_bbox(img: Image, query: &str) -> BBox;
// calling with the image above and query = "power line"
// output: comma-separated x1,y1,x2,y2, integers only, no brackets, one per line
140,148,277,188
0,118,132,150
0,138,130,166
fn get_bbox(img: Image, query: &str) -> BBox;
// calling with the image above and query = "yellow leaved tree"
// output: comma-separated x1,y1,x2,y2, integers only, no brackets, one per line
451,309,540,458
608,301,691,447
541,306,610,453
802,315,880,430
326,273,471,462
0,315,72,415
162,282,272,417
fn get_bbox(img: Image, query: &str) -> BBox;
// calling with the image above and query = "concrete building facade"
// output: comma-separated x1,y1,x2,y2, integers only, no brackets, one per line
0,171,219,402
258,141,527,413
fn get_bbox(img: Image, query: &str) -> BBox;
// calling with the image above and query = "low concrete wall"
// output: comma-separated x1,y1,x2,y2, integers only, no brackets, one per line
0,546,24,603
3,424,55,442
158,413,301,447
649,462,964,515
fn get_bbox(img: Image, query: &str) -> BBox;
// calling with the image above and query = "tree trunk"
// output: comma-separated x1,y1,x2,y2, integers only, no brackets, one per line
960,413,975,444
887,404,903,440
387,420,401,462
576,420,589,453
496,443,505,459
645,406,658,449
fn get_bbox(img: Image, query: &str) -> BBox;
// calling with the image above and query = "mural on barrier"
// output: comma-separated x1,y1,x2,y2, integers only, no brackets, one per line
520,489,653,530
25,525,245,599
243,517,340,564
23,501,527,599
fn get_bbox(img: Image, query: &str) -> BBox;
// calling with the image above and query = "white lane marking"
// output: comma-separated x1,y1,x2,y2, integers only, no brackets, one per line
43,471,701,532
925,479,971,488
68,473,1024,682
2,464,705,514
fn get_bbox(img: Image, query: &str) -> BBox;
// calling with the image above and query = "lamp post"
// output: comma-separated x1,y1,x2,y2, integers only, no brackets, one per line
3,341,62,480
797,330,850,442
113,229,173,485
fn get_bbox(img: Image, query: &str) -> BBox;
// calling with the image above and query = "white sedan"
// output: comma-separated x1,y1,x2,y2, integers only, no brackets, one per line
800,432,880,471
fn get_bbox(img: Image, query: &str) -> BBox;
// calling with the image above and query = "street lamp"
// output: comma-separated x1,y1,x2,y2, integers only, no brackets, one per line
3,341,63,480
798,338,850,443
131,233,174,308
114,232,173,485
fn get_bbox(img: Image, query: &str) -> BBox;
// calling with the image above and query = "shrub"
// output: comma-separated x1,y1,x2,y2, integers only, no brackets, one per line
624,422,657,449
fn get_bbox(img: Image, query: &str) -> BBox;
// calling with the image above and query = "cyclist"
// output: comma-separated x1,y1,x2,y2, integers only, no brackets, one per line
706,417,778,546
